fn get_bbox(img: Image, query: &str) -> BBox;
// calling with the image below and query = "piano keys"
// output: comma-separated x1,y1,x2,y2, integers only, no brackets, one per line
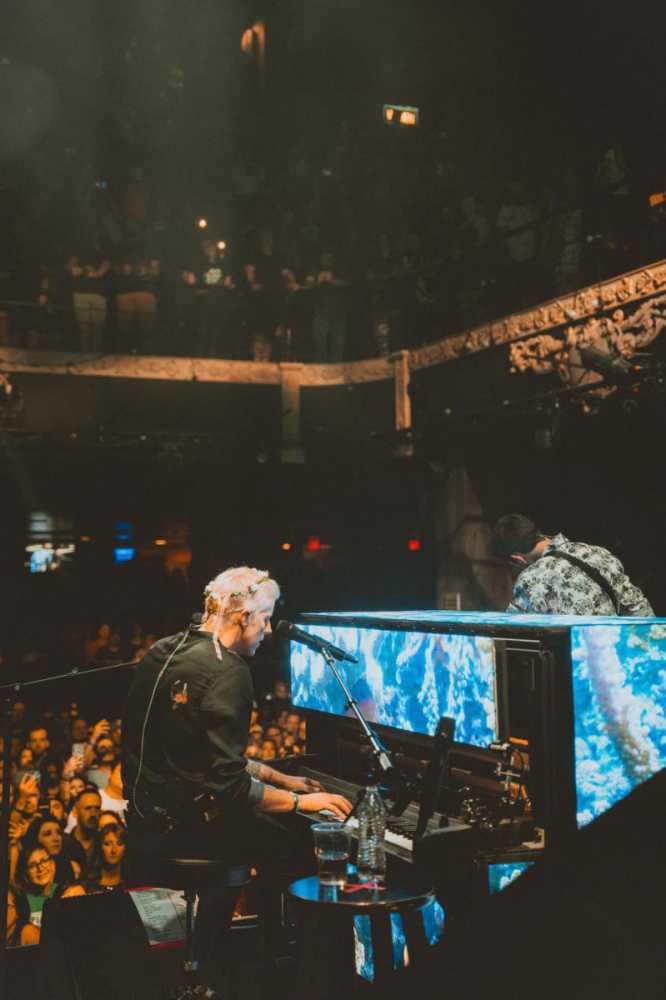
297,765,466,863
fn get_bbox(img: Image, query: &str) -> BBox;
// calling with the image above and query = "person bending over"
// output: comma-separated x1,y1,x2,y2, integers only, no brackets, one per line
493,513,654,616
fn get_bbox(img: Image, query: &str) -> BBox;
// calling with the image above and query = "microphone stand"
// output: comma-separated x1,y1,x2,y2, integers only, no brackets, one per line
318,645,409,813
0,657,137,997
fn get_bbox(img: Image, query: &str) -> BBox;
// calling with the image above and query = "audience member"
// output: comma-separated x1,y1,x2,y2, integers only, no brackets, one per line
13,846,84,941
114,252,159,354
85,822,128,891
309,251,349,362
22,816,81,883
67,251,110,353
66,788,102,868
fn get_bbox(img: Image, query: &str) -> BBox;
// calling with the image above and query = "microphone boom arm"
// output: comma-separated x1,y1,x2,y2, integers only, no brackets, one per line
318,646,410,813
319,646,393,774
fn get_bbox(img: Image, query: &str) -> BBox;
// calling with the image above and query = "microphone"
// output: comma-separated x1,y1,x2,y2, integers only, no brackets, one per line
276,620,358,663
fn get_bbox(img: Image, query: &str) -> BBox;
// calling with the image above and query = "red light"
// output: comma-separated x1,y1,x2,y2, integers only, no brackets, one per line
306,535,321,553
407,538,421,552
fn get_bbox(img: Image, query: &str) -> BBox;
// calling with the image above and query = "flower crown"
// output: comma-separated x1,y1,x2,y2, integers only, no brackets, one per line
229,574,270,600
205,574,271,603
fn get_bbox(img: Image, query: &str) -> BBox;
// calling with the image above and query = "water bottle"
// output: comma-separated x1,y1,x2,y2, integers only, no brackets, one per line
356,782,387,883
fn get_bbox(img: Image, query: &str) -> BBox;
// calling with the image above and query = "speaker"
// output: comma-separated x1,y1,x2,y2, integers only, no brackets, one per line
40,890,157,1000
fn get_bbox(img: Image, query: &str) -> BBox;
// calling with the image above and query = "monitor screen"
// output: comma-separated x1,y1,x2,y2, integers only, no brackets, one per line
24,509,75,574
487,861,535,894
289,623,498,747
25,541,76,574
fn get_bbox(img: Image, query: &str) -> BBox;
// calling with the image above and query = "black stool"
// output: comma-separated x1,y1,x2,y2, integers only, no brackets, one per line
288,872,436,998
130,851,252,998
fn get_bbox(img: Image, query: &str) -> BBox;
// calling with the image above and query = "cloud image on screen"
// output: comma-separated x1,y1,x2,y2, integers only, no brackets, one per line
290,624,497,747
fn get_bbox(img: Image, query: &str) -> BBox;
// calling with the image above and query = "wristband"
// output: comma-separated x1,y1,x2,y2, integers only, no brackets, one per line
290,792,301,813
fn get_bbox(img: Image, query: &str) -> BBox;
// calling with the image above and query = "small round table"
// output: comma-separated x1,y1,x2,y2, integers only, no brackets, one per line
288,872,436,997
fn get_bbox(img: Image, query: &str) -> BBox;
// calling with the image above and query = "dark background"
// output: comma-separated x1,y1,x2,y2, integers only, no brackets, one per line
1,0,665,671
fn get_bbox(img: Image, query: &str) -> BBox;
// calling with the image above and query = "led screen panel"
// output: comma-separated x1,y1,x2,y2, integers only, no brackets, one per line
572,621,666,827
487,861,534,894
290,624,497,747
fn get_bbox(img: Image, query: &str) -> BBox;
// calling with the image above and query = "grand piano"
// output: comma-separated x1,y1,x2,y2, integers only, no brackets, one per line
286,610,666,883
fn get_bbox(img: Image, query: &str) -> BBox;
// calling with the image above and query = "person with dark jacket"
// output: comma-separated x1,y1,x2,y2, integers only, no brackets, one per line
122,566,351,986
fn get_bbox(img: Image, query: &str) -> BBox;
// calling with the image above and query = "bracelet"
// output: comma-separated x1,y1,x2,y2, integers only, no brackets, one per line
290,792,301,813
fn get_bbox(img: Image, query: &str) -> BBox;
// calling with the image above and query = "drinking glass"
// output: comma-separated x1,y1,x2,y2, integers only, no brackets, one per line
312,822,350,887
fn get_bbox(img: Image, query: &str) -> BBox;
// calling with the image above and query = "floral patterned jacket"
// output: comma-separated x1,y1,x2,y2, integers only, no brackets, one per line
507,534,654,616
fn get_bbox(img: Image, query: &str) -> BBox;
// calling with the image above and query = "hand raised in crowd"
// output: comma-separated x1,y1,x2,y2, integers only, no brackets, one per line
15,773,39,810
84,718,111,765
90,718,111,743
62,754,85,779
8,816,29,843
296,792,353,821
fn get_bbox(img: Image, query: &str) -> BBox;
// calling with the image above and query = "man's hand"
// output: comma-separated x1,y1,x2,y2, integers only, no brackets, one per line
280,774,324,794
297,792,352,821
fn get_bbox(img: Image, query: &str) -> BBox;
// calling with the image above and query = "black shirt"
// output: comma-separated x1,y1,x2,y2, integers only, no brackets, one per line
122,628,263,820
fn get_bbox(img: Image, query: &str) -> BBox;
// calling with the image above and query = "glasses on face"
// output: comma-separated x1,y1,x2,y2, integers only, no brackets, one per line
28,858,52,872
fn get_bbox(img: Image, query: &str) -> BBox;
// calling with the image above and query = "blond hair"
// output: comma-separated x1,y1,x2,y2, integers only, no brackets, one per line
203,566,280,659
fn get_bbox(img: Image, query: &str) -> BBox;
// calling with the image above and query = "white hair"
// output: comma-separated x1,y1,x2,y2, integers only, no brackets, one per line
203,566,280,660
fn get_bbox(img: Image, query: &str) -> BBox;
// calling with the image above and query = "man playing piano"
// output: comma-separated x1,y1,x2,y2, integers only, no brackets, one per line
122,565,352,984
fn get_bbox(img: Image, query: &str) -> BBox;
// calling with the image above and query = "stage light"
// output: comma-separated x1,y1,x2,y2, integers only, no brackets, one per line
217,240,226,250
80,536,92,542
382,103,419,127
407,538,421,552
154,538,167,546
306,535,321,553
649,191,666,208
197,218,207,229
281,542,292,551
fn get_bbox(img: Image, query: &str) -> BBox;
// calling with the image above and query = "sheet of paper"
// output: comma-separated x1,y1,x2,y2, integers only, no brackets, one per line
128,887,188,944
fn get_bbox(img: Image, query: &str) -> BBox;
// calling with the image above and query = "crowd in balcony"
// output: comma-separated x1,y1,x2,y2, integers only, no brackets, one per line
2,122,665,363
